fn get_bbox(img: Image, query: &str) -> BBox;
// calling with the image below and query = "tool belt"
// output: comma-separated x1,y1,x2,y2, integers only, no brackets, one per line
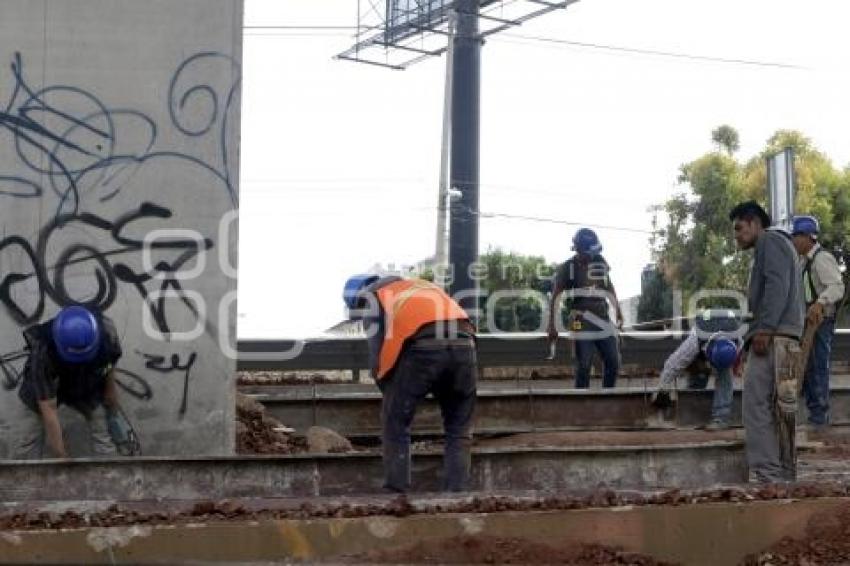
412,338,475,349
568,310,611,332
409,321,475,349
773,336,802,415
772,336,803,480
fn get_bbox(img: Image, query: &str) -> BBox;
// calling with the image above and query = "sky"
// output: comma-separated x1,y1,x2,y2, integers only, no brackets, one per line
237,0,850,338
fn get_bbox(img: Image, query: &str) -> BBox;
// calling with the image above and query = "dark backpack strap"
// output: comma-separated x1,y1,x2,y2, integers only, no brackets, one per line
803,247,823,306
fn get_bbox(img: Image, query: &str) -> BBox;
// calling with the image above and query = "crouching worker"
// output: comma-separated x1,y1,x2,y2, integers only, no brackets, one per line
14,306,138,459
651,310,743,430
343,275,477,493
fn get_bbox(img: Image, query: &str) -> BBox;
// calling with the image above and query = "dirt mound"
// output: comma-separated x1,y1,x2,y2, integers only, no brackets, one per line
742,503,850,565
235,393,305,454
340,535,676,564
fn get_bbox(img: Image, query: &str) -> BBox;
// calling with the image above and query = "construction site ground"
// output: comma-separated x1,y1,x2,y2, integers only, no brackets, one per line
5,373,850,563
6,486,850,564
223,381,850,563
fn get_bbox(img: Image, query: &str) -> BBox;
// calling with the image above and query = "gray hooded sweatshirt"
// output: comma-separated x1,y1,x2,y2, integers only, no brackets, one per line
745,227,804,342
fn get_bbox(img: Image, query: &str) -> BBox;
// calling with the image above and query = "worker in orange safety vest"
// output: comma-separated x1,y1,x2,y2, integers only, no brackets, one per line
343,274,477,492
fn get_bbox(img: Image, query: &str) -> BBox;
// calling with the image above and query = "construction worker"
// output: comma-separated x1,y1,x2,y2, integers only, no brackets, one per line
14,305,136,459
651,310,742,430
730,201,804,483
547,228,624,388
791,215,845,429
343,274,476,492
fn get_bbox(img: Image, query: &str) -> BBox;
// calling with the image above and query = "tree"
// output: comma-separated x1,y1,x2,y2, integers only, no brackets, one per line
651,146,746,309
476,247,556,333
637,264,673,323
645,127,850,318
711,125,740,156
741,130,841,238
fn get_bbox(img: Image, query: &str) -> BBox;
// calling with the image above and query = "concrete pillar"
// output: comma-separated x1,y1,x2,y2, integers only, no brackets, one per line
0,0,243,457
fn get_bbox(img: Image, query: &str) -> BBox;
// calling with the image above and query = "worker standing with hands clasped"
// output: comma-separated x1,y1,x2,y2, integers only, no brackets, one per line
730,201,804,483
14,305,138,459
343,275,477,493
790,215,845,430
547,228,624,389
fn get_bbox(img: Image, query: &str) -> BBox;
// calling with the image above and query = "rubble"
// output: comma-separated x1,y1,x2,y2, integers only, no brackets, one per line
742,502,850,565
235,392,305,454
238,370,358,386
4,485,850,532
306,426,354,453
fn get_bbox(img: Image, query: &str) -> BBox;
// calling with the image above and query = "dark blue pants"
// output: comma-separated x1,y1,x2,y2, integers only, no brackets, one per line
378,342,477,492
574,332,620,388
803,318,835,425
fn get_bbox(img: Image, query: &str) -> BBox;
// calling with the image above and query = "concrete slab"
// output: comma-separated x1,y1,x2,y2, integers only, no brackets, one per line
1,497,847,565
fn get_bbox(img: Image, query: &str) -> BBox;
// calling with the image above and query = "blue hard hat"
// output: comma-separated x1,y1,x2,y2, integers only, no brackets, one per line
705,334,738,371
51,306,101,364
342,274,379,311
572,228,602,255
791,215,819,237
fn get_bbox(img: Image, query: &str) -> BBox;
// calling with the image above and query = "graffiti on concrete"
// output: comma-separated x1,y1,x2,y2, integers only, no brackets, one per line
0,51,240,213
0,349,26,390
0,203,213,329
138,351,198,417
0,49,240,417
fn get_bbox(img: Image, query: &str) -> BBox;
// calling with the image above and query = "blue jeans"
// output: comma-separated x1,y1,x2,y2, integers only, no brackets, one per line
378,341,477,492
711,367,733,423
803,318,835,425
574,332,620,388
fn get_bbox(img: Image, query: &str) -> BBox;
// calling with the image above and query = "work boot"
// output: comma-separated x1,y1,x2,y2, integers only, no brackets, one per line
702,420,730,431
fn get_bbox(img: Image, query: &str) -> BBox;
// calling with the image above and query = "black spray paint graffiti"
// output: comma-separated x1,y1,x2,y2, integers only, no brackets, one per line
0,50,240,412
0,202,213,331
0,349,26,391
113,367,154,402
0,51,240,214
139,351,197,417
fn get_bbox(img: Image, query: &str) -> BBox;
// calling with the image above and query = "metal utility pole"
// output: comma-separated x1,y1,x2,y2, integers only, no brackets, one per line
434,10,455,283
448,0,481,318
339,0,573,318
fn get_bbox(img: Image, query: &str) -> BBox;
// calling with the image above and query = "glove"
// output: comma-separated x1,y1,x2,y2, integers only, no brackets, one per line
651,390,674,409
807,302,825,327
107,409,140,456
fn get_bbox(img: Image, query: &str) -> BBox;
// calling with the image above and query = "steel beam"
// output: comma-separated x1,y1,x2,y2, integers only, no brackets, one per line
250,384,850,437
0,440,744,503
236,331,850,372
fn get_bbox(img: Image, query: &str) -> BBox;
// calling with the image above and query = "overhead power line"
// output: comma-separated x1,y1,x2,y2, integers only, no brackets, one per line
479,211,653,234
243,25,805,69
498,33,807,70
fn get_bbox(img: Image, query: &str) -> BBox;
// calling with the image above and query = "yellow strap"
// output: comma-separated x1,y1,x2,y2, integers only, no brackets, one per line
390,280,441,316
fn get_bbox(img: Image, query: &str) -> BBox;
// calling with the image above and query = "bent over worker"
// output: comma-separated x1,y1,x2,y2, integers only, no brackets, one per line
651,309,742,430
791,215,845,429
15,305,136,459
343,275,477,492
730,201,804,482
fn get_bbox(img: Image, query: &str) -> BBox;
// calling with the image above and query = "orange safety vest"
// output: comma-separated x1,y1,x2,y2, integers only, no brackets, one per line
374,279,469,379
